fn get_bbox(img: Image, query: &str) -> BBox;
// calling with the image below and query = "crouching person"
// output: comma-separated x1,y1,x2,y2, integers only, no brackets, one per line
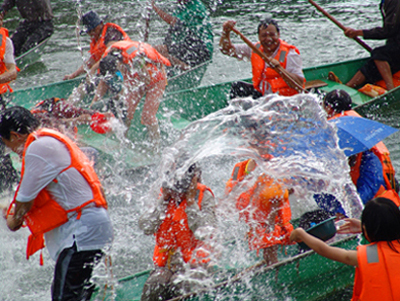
0,106,113,301
139,163,217,301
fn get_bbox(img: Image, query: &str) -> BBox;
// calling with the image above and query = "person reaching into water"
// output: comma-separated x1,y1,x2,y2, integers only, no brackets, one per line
323,89,399,205
329,0,400,91
290,197,400,300
219,18,305,99
31,97,115,137
150,0,213,72
0,106,113,301
139,162,217,301
90,40,170,144
0,0,54,57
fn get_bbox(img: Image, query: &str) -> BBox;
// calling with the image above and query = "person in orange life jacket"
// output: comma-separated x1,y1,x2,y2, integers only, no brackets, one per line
290,197,400,301
225,146,294,266
90,41,170,143
138,163,217,301
64,10,129,105
0,106,113,301
219,18,305,100
330,0,400,91
323,89,398,205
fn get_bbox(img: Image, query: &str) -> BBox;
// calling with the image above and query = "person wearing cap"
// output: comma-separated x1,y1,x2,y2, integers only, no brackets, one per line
138,162,217,300
225,143,293,265
63,10,129,81
323,89,399,205
90,40,171,143
219,18,305,99
329,0,400,91
150,0,213,71
0,0,53,57
0,106,113,301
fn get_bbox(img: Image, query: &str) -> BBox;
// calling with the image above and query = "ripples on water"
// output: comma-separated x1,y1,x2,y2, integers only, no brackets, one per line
0,1,391,300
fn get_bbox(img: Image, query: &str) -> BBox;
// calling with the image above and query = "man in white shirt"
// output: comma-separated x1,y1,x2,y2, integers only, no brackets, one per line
219,18,305,99
0,106,113,301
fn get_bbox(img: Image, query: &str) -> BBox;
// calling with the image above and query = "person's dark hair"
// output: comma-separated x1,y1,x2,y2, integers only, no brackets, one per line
0,106,40,140
362,197,400,245
258,18,280,34
99,52,122,76
323,89,352,113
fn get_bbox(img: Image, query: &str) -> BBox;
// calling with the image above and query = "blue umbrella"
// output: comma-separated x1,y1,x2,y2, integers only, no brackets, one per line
329,116,398,157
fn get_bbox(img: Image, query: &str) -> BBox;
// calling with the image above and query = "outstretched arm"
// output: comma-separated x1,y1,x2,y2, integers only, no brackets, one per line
290,228,358,266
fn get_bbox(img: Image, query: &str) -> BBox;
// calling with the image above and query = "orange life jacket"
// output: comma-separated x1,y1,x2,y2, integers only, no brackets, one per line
226,160,293,251
8,128,108,264
89,23,130,62
153,183,213,268
352,240,400,301
251,40,304,96
330,111,398,194
105,40,171,87
0,27,13,94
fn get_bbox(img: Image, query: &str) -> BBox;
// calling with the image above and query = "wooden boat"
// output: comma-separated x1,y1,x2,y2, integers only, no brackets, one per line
8,56,400,169
15,37,51,71
91,234,358,301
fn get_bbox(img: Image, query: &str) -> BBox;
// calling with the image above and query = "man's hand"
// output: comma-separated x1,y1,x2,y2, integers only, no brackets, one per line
344,27,363,39
289,228,306,243
222,20,236,34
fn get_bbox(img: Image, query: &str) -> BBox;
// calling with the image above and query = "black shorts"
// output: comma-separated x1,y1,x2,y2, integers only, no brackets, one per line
230,81,262,100
359,43,400,83
52,243,103,301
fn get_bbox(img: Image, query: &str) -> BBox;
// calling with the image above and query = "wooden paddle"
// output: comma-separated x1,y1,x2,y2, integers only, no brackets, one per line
308,0,372,53
143,1,151,42
231,27,306,94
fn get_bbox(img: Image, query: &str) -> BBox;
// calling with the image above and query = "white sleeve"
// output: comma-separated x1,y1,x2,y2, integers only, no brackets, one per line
233,44,252,61
286,48,304,79
17,137,71,203
4,37,16,65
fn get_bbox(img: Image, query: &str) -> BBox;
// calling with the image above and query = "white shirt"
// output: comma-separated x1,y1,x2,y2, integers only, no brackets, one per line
234,43,304,79
5,37,15,65
17,136,113,260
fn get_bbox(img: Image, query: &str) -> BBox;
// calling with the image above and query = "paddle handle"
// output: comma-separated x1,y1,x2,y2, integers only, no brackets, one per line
308,0,372,53
231,27,305,94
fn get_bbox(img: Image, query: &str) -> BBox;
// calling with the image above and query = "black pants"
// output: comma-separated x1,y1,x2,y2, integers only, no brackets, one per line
12,19,54,57
52,243,103,301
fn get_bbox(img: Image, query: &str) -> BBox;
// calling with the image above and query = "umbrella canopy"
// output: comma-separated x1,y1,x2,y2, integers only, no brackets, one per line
329,116,398,156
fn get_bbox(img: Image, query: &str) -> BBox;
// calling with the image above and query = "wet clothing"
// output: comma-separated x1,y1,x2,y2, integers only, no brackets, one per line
352,240,400,301
164,0,213,67
139,183,216,301
226,160,293,251
52,243,103,301
1,0,54,57
0,28,15,95
15,130,113,261
358,0,400,84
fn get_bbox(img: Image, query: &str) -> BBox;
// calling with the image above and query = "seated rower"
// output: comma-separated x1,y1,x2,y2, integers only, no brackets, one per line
219,18,305,99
